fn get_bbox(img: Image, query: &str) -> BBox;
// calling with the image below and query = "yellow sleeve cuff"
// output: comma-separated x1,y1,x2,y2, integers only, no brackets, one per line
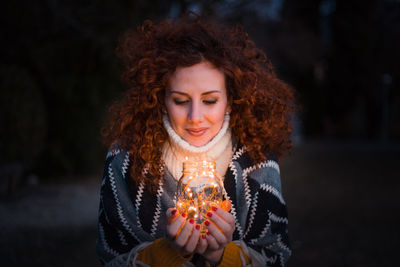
136,238,193,266
217,241,251,267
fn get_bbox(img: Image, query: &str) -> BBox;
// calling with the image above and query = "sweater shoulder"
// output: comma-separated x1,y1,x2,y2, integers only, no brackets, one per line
101,144,132,189
231,145,282,192
105,144,130,168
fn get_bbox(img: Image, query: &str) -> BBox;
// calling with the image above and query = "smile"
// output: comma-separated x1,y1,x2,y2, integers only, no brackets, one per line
186,128,208,137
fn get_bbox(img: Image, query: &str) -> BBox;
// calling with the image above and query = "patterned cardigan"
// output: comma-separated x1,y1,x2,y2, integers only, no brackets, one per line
96,145,291,266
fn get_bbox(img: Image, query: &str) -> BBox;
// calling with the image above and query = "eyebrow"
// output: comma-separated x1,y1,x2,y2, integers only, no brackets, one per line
169,90,221,96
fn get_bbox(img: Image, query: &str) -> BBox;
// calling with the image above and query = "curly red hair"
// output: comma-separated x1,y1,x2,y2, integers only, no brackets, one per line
102,14,296,192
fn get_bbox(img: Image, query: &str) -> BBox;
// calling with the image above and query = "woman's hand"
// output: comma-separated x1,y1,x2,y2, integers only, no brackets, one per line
202,201,235,265
165,208,207,257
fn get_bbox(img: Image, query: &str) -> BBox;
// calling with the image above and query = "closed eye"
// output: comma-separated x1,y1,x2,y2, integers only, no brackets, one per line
173,99,189,105
203,99,218,105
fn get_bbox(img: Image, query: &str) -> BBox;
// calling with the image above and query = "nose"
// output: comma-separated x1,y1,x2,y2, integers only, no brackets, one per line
188,101,204,124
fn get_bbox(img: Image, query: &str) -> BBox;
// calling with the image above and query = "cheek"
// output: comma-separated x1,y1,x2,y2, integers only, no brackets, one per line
166,106,186,128
211,104,228,124
215,114,225,127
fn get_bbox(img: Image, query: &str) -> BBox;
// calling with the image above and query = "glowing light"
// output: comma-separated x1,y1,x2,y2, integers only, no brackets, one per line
189,206,197,211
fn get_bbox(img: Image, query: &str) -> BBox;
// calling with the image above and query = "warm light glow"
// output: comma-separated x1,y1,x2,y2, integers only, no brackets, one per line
189,206,197,211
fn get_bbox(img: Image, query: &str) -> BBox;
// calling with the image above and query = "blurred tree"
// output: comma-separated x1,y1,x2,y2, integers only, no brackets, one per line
1,1,129,178
282,0,323,34
275,0,325,136
375,0,400,139
0,65,46,168
326,0,380,138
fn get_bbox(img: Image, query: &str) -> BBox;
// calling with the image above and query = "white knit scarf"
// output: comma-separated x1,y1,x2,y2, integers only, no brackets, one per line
162,114,233,181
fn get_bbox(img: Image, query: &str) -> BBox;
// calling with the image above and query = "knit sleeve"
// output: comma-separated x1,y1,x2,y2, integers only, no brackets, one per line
224,149,291,266
243,160,291,266
96,147,143,264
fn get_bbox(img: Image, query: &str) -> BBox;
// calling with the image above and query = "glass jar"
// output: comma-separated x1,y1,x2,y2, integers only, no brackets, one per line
176,159,224,233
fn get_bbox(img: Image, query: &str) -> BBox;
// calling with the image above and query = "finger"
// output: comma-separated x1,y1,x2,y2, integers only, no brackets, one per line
206,211,233,240
205,231,220,250
175,218,195,248
167,208,179,223
183,224,201,253
211,206,235,225
195,234,208,254
204,219,229,245
166,213,186,239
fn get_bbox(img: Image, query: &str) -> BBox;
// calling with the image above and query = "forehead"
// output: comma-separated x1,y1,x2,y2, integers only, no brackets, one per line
167,61,226,95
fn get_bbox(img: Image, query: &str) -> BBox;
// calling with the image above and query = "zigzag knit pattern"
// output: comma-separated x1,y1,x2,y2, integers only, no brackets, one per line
96,144,291,266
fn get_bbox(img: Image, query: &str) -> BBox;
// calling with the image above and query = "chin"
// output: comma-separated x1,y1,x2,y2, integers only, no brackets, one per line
188,140,207,147
186,137,211,147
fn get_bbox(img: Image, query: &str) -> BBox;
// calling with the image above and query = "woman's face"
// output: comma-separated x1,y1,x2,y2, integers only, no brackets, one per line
165,61,229,147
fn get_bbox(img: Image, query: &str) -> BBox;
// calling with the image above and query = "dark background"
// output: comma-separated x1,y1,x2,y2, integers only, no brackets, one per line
1,0,399,266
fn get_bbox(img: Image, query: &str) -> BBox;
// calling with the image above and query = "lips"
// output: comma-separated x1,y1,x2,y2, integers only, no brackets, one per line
186,128,208,137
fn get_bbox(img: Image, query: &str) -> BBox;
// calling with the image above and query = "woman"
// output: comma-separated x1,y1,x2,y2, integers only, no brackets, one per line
97,14,295,266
